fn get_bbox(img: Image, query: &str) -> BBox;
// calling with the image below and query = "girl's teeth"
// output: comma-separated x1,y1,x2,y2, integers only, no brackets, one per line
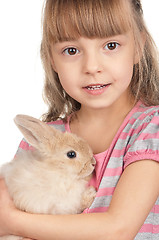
87,85,105,90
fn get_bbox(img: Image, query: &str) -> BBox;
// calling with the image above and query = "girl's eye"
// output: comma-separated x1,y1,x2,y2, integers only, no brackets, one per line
105,42,119,51
63,48,79,56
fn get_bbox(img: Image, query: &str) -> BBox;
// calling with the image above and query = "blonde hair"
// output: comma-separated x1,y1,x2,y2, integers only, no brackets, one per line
40,0,159,122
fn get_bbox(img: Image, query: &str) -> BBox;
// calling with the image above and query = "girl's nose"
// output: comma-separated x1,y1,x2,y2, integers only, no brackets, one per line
83,52,103,75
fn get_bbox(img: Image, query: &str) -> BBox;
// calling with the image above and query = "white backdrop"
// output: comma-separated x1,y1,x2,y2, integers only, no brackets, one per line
0,0,159,165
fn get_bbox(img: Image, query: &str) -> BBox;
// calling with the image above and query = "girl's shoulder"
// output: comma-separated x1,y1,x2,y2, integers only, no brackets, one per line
132,102,159,119
120,103,159,146
122,103,159,168
47,119,66,132
124,102,159,131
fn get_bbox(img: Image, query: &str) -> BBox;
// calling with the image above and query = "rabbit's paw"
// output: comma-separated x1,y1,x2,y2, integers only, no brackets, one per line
81,186,96,210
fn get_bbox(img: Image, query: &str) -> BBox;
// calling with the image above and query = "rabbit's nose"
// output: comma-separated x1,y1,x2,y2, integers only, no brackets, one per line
91,157,96,167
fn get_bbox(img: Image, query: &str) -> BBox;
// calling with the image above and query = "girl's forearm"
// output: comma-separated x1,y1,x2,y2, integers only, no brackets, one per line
10,210,124,240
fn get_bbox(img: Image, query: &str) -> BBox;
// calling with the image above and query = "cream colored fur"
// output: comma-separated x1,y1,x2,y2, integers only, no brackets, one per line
0,115,96,240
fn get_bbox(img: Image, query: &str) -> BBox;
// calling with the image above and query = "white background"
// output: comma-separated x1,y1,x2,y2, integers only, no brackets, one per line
0,0,159,165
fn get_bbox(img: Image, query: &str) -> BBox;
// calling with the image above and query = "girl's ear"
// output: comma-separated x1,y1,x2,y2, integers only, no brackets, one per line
134,32,146,64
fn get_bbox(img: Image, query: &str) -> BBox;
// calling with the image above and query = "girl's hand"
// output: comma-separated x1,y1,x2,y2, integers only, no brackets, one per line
0,178,18,236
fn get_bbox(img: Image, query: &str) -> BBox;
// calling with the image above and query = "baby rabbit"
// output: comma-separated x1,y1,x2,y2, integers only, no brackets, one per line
0,115,96,240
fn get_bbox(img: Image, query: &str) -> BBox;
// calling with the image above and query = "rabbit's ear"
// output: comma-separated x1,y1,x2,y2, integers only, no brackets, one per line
14,114,60,150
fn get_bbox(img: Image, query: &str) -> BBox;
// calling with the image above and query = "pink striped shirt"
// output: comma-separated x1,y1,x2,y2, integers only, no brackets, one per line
17,101,159,239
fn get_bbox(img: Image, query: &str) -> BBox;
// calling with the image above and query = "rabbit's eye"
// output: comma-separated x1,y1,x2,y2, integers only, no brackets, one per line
67,151,77,159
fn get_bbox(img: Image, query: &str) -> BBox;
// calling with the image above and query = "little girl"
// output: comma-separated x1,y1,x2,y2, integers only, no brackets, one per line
0,0,159,239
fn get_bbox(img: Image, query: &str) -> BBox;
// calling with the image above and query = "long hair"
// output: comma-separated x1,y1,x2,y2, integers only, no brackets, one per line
40,0,159,122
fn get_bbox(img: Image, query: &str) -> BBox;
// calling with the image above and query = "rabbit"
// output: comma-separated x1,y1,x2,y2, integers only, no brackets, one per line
0,115,96,240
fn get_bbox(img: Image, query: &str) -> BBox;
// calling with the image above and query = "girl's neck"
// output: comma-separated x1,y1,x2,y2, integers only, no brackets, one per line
69,98,136,154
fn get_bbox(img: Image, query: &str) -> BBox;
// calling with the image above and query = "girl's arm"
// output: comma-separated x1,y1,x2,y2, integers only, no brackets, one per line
0,160,159,240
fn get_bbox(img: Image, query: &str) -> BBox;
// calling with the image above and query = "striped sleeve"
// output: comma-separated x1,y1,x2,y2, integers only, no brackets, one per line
124,110,159,168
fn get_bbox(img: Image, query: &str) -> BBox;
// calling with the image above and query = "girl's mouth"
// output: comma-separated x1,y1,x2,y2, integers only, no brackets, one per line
85,84,107,90
83,84,110,95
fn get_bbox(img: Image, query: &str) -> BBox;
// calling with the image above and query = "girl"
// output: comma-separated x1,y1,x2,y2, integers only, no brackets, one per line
0,0,159,239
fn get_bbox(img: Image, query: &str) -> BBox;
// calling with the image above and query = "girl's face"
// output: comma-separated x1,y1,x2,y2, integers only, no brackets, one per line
51,32,137,111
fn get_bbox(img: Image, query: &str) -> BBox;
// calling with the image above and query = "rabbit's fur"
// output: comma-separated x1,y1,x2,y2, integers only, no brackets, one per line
0,115,96,240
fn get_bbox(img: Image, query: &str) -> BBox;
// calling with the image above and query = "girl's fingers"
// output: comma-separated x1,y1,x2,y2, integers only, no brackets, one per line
0,178,14,208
